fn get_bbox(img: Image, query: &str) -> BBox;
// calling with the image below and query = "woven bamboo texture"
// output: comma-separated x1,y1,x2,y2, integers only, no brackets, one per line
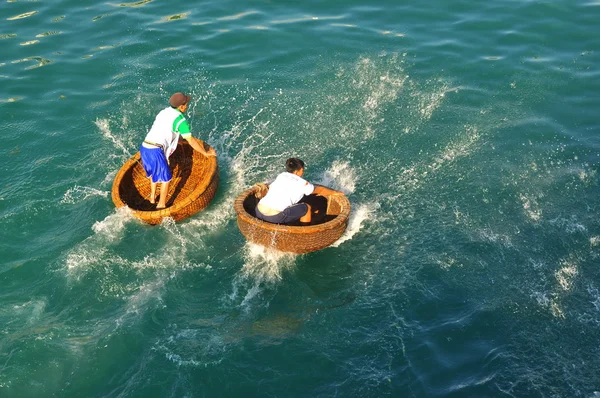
233,184,351,254
111,141,218,224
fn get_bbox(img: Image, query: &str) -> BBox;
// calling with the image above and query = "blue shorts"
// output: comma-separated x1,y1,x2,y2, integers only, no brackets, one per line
140,146,172,183
255,203,309,225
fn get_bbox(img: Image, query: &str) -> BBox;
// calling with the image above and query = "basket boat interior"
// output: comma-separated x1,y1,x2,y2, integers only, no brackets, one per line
117,143,210,211
241,191,344,226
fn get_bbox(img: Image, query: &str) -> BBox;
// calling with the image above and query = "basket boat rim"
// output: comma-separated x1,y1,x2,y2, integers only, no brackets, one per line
233,185,351,234
111,143,218,220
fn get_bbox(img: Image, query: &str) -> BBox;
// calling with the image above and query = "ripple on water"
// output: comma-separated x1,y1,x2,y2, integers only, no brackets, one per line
36,31,61,37
19,40,39,46
7,11,38,21
11,56,52,70
0,97,23,103
158,13,190,23
115,0,153,7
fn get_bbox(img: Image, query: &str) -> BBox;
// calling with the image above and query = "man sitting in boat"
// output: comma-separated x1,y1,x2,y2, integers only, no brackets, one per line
255,158,343,225
140,92,216,209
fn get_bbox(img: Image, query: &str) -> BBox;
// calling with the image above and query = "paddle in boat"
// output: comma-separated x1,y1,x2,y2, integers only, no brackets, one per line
111,140,218,224
233,183,351,254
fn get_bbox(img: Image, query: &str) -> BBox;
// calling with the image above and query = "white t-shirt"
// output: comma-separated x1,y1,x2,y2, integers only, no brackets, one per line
258,172,315,212
143,107,191,158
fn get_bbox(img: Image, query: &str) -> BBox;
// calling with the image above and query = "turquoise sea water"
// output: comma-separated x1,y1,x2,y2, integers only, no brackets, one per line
1,0,600,396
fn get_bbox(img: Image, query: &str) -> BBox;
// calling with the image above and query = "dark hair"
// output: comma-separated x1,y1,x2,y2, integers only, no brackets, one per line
285,158,305,173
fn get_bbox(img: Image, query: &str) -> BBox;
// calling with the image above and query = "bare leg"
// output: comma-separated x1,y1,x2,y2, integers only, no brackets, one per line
149,180,157,204
157,181,170,209
299,204,312,223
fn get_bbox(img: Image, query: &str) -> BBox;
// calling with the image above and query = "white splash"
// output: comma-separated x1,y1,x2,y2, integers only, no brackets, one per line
61,186,109,204
91,207,135,241
418,81,450,121
225,243,297,312
531,291,550,307
432,125,481,169
397,125,482,194
66,248,108,273
94,117,134,159
316,160,357,194
239,243,296,283
65,208,133,278
354,55,408,122
332,203,376,247
225,109,280,190
102,169,117,186
184,189,236,231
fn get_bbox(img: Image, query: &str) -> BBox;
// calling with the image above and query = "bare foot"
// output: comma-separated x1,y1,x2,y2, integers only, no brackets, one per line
149,197,156,204
156,204,166,210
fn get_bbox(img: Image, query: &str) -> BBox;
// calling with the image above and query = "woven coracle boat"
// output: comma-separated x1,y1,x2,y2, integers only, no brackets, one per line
111,141,218,224
233,184,351,254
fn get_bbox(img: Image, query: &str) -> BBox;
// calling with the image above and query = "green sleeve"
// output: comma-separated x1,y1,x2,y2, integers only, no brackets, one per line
173,115,191,137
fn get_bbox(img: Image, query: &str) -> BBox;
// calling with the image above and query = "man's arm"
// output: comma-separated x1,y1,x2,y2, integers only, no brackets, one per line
183,136,216,157
312,185,344,197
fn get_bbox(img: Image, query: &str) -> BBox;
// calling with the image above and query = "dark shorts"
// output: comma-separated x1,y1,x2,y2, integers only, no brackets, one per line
255,203,309,225
140,146,172,183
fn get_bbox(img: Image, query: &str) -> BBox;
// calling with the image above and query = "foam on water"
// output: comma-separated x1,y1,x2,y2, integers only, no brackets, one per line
554,257,579,292
476,227,513,248
519,193,543,222
11,299,48,326
116,279,166,327
589,287,600,314
548,215,588,234
153,325,228,369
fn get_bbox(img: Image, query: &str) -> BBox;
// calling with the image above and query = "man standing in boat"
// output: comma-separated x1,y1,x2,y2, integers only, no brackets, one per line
140,92,216,209
255,158,343,225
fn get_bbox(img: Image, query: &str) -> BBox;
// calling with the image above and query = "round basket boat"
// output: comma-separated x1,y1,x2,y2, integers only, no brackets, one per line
111,140,218,225
233,184,351,254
